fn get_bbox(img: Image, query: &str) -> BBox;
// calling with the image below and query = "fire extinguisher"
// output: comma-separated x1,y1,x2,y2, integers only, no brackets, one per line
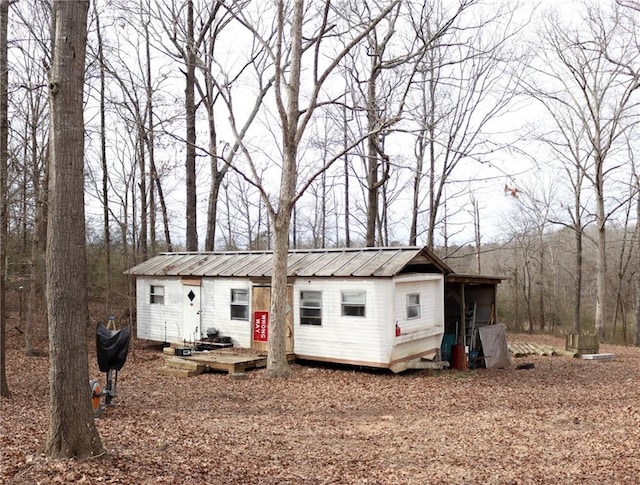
395,322,401,337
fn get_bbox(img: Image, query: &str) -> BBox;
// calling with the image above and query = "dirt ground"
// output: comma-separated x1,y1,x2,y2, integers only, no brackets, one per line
1,328,639,485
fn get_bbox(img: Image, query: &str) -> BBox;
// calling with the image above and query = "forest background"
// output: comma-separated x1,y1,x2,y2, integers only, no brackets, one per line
1,0,639,352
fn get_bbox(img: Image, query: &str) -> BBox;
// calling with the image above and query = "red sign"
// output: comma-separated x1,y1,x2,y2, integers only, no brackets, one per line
253,311,269,342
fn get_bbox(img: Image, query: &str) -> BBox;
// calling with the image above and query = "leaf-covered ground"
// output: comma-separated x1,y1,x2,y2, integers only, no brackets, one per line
1,329,639,484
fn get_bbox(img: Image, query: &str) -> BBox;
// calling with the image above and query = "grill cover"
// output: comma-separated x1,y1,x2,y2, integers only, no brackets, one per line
96,324,131,372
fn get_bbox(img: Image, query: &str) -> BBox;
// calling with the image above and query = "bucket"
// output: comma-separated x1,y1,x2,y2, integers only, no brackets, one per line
451,343,467,370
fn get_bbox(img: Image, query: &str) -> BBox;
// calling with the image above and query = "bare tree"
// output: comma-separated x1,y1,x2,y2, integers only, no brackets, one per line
545,114,591,334
10,0,51,355
42,0,104,458
87,0,176,259
615,0,640,349
405,0,524,249
152,0,265,252
0,0,13,399
152,0,204,250
608,153,640,342
530,3,640,339
223,0,399,376
513,179,559,331
635,170,640,346
91,0,112,313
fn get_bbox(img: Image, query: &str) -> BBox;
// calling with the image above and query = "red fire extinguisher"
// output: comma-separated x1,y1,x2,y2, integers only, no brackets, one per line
395,322,401,337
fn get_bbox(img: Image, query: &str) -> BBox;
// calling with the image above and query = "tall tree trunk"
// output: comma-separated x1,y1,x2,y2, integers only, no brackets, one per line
205,179,220,250
43,0,104,458
635,176,640,346
268,207,292,377
146,37,173,259
365,54,380,247
473,198,481,274
595,154,606,339
409,133,424,246
20,124,27,255
185,0,198,251
538,236,546,331
574,225,583,334
204,85,224,251
267,0,303,378
0,0,10,398
137,115,147,259
145,17,156,254
94,2,111,314
635,271,640,346
523,252,534,334
25,164,47,354
343,100,350,248
25,104,48,354
426,60,437,250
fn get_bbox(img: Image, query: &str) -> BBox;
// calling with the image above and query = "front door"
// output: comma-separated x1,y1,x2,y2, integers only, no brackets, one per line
182,283,201,344
251,285,293,352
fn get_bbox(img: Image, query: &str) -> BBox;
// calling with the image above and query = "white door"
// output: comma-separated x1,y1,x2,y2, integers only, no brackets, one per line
182,285,201,343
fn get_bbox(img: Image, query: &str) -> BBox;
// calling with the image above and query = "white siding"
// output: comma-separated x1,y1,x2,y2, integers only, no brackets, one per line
137,276,254,346
200,278,253,347
294,278,394,365
136,277,183,342
136,273,444,368
390,274,444,361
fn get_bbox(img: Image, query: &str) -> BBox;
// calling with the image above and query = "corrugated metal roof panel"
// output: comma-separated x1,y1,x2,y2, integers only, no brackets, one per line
285,252,317,276
229,253,272,277
202,253,240,276
125,247,452,278
295,251,345,277
160,254,191,274
161,253,198,275
346,248,401,277
370,249,418,276
248,254,275,277
318,251,360,276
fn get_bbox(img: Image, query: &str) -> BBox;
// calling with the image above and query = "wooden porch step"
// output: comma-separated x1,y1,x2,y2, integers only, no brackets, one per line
158,349,295,377
158,367,202,378
164,356,207,373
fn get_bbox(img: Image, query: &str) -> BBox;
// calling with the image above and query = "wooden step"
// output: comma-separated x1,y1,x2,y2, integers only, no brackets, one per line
164,356,206,373
158,367,201,377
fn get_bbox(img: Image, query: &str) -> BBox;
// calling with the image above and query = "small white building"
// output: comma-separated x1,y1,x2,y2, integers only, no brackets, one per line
126,246,484,372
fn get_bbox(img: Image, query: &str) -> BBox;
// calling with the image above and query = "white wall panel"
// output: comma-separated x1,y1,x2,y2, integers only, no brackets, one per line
136,277,182,342
293,278,394,365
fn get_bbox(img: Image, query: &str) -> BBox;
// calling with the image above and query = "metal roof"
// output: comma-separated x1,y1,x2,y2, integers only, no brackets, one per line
125,246,453,278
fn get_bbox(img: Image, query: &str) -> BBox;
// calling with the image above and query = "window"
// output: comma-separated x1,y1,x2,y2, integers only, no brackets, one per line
300,291,322,325
150,285,164,305
231,289,249,320
406,293,420,319
341,291,366,317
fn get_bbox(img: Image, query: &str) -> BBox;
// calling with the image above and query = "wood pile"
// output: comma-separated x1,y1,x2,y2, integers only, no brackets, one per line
508,342,576,358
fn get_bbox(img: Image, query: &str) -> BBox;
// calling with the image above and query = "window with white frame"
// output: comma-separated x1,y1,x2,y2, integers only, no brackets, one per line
300,291,322,325
150,285,165,305
230,289,249,320
341,290,366,317
406,293,420,319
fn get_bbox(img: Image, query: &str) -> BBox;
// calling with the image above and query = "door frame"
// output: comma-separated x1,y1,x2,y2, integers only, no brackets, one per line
181,278,201,343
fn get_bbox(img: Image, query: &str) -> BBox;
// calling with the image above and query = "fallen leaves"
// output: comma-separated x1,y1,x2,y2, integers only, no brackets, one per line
1,331,639,484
